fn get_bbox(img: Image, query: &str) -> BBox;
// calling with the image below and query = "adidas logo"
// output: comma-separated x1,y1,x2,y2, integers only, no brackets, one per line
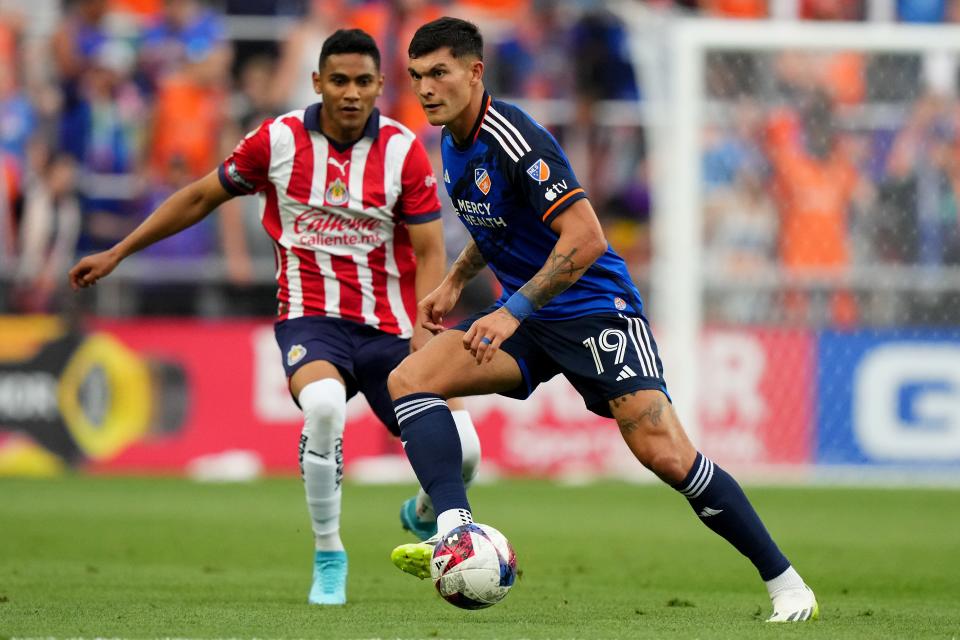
444,169,451,183
698,507,723,518
615,365,638,381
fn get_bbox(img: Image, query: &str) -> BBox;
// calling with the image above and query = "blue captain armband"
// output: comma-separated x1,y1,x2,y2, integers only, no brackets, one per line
503,292,535,322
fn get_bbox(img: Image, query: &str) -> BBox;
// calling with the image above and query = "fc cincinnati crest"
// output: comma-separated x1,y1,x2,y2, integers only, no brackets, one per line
287,344,307,367
474,168,491,195
325,177,349,206
526,158,550,184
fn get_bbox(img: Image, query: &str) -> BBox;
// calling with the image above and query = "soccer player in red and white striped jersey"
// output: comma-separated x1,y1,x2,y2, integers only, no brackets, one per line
68,29,480,606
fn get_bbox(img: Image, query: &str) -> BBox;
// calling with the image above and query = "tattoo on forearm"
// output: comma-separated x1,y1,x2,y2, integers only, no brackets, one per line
451,240,487,282
518,246,586,309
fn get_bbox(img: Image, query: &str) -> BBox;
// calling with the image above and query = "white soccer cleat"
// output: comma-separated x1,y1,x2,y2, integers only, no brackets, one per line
767,584,819,622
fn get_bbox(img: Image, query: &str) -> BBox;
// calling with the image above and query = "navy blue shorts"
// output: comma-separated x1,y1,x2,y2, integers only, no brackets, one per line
455,308,670,418
274,315,409,435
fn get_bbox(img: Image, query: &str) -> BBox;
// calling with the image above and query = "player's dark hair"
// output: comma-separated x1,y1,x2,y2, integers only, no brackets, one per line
408,17,483,61
319,29,381,71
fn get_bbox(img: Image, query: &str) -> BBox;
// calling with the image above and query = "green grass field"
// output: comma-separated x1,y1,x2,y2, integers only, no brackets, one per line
1,477,958,639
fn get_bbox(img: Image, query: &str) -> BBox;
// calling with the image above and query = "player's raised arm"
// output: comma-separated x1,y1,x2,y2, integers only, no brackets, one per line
68,171,233,289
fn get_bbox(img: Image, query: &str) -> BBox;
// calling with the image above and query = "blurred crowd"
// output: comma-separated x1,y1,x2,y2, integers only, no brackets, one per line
0,0,646,316
0,0,959,325
701,47,960,326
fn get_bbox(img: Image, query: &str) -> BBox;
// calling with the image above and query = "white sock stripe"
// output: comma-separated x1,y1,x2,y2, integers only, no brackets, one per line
621,313,651,377
687,459,715,499
395,399,448,420
396,400,448,424
679,455,707,495
632,318,657,377
395,396,444,410
684,458,713,497
395,397,447,416
637,318,660,377
487,106,532,153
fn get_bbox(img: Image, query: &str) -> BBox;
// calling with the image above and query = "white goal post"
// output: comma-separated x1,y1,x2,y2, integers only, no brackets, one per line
617,11,960,464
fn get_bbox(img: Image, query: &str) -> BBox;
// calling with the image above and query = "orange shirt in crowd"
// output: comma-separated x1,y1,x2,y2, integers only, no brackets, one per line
766,109,857,270
109,0,162,20
705,0,767,18
150,76,223,178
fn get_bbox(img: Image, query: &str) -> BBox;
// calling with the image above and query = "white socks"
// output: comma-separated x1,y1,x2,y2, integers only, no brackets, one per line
765,565,806,597
298,379,347,552
437,508,474,535
414,409,481,524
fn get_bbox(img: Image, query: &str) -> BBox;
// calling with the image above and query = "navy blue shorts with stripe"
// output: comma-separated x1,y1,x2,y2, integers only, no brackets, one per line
274,315,409,436
455,308,670,418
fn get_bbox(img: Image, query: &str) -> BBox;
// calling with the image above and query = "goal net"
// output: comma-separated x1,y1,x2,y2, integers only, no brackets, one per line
622,14,960,482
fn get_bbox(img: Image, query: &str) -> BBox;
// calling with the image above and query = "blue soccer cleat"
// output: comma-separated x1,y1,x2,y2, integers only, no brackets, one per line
309,550,347,605
399,496,438,541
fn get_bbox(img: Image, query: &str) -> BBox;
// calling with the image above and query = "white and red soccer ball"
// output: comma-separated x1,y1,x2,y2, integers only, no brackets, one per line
429,523,518,610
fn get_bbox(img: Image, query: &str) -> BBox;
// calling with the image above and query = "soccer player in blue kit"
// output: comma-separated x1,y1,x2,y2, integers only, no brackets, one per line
387,17,818,622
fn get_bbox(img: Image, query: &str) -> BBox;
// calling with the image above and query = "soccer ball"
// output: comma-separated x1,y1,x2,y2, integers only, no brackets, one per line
430,523,517,609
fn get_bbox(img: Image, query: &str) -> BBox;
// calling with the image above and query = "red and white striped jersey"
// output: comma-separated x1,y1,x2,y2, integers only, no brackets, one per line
218,104,441,337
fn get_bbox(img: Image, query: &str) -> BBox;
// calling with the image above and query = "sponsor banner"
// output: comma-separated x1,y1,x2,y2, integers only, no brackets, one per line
0,317,815,478
817,330,960,466
698,329,814,467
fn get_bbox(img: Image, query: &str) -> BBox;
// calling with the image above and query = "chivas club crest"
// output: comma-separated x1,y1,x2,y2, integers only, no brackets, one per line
287,344,307,366
325,177,349,206
474,168,491,195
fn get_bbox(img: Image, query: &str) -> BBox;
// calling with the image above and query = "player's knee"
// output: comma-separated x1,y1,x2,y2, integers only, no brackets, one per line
644,450,689,485
388,361,422,399
299,379,346,448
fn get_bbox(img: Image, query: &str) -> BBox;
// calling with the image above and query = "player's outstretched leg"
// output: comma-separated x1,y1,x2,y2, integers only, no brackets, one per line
400,409,481,541
388,391,474,579
675,452,818,622
298,379,348,605
612,390,817,622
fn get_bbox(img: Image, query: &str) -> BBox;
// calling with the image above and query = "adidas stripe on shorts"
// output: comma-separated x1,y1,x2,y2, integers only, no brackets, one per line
453,307,670,418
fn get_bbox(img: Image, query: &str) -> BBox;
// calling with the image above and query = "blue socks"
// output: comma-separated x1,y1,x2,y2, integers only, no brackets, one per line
675,452,790,581
394,393,470,516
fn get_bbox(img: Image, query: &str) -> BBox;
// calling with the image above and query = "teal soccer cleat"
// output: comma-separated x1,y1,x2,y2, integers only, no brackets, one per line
399,496,438,541
309,550,347,605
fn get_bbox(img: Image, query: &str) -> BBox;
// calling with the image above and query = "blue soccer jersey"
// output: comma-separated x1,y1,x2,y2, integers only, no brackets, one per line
442,92,644,320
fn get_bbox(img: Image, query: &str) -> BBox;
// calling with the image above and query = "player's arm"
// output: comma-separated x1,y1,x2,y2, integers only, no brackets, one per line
407,218,448,349
419,239,487,333
465,198,607,363
69,171,234,289
515,198,606,308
